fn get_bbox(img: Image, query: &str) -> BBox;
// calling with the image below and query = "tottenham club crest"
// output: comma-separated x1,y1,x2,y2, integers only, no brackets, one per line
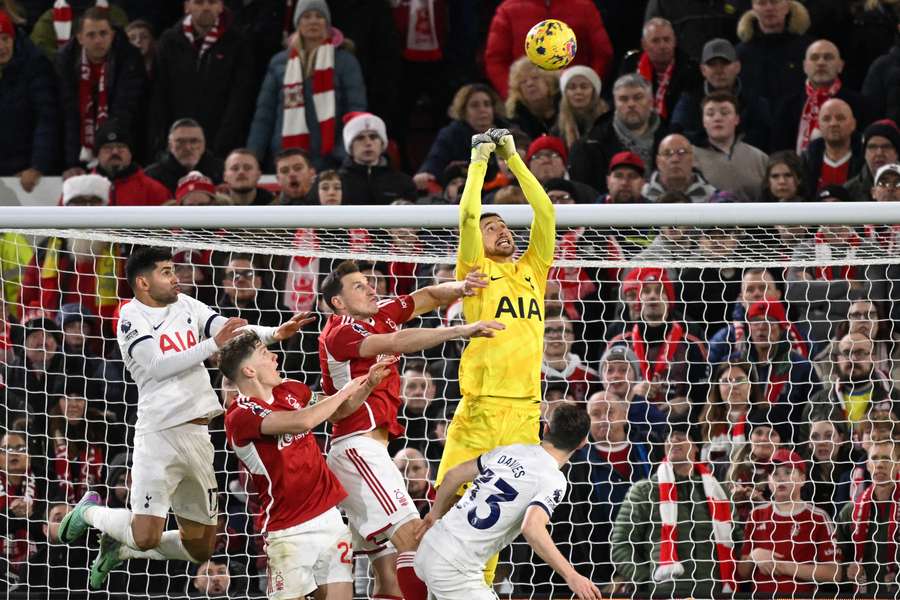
120,320,132,334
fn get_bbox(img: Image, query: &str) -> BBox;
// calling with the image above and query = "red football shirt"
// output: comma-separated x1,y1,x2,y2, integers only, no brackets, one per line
742,502,839,595
319,295,415,442
225,380,347,534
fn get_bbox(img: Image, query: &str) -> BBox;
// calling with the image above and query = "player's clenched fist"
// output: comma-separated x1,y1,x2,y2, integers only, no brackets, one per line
214,317,249,347
487,128,516,160
470,133,495,163
459,320,505,338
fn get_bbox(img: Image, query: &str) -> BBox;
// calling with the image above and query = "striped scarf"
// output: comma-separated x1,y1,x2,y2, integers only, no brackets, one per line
655,459,736,593
814,229,860,281
52,441,104,504
637,52,673,120
181,13,223,58
797,78,842,154
282,41,335,156
53,0,109,47
851,482,899,576
78,48,108,163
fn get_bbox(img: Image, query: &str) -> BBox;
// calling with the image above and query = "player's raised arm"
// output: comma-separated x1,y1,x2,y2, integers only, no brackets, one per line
489,128,556,267
409,270,488,316
357,320,505,358
457,134,495,275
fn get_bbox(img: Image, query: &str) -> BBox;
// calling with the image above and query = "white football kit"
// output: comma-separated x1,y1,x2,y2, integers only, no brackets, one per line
117,294,275,524
415,444,567,600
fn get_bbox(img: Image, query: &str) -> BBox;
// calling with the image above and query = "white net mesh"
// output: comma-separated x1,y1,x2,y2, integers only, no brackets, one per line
1,207,900,599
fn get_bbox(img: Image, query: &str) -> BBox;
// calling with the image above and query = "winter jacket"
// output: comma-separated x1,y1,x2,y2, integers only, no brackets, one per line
145,151,224,194
619,49,701,124
642,169,718,203
747,344,821,442
836,493,900,594
95,163,171,206
507,98,559,141
644,0,751,62
418,118,503,183
148,13,257,157
569,111,668,192
771,86,872,152
246,40,367,171
611,473,741,597
484,0,613,98
708,302,810,366
692,139,768,202
338,158,416,205
56,30,147,169
803,370,899,440
844,164,876,202
800,134,865,193
863,45,900,122
0,31,59,175
670,79,772,151
736,1,813,105
834,2,899,92
31,2,129,60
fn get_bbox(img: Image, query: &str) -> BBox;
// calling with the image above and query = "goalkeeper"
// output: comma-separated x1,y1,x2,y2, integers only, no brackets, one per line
434,128,556,585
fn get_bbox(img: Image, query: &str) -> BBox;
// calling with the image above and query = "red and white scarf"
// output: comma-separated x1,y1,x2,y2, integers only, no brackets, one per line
638,52,673,120
851,482,899,576
631,322,684,382
401,0,441,61
655,459,736,592
814,229,860,281
282,41,335,156
53,0,109,47
549,228,604,320
182,13,223,57
797,78,842,154
78,48,108,163
52,442,104,504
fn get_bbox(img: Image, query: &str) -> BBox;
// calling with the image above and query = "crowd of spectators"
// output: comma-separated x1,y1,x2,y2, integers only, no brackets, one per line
3,0,900,597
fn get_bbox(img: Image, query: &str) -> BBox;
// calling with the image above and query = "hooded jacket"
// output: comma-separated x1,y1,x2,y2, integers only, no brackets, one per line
337,157,416,205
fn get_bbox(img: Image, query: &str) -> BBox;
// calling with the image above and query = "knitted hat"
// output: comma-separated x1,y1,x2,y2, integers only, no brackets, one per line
628,267,676,307
863,119,900,153
560,65,601,97
62,174,110,205
176,171,216,203
0,10,15,39
56,303,95,328
525,135,568,164
598,344,640,382
342,111,388,153
746,299,787,324
293,0,331,29
543,177,577,198
94,119,132,150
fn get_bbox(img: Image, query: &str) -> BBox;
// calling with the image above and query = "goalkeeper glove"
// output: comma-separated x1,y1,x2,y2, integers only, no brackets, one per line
470,133,495,163
487,128,516,160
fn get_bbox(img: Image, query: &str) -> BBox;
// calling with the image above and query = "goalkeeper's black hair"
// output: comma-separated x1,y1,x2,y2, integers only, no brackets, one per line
125,246,173,288
321,260,361,311
218,332,262,383
543,403,590,453
480,212,505,223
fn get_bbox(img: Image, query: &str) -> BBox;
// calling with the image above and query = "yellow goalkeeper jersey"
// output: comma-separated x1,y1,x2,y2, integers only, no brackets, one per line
456,154,555,400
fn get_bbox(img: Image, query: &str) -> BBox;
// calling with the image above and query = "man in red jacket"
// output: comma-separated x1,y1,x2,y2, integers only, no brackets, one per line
484,0,613,98
94,120,171,206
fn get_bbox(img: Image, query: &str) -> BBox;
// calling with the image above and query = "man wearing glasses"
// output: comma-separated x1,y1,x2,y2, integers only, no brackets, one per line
0,431,38,586
642,133,717,202
872,163,900,202
146,118,224,194
217,254,285,328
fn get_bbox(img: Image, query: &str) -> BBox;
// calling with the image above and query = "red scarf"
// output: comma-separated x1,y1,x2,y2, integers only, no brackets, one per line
797,78,842,154
182,13,223,57
637,52,673,120
53,0,108,47
282,41,336,156
549,228,603,320
814,229,860,281
78,49,109,163
631,322,684,382
851,482,899,575
398,0,442,61
52,441,104,504
731,412,747,444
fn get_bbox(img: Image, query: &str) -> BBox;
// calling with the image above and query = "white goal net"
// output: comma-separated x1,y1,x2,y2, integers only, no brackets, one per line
1,203,900,599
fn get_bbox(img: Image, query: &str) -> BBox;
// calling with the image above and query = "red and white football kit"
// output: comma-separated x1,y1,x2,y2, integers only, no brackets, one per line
319,295,420,553
226,380,352,599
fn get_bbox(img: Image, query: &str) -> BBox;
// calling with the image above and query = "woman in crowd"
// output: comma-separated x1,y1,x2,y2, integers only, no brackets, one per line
761,150,811,259
505,56,560,141
552,65,608,149
700,362,762,480
804,415,852,519
247,0,366,171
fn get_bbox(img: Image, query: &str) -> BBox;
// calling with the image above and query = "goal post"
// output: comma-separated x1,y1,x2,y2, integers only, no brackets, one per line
2,202,900,599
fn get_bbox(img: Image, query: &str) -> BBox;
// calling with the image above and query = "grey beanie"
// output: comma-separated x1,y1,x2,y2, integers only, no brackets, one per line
598,344,641,381
293,0,332,29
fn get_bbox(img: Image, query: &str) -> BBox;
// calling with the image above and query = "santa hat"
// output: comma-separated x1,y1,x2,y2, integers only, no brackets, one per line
342,112,388,153
176,171,216,203
53,0,109,48
525,135,568,164
62,174,110,205
0,10,16,39
746,299,788,325
626,267,676,307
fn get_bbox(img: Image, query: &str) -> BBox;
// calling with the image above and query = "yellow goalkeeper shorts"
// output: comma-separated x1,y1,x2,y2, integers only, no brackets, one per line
435,395,541,489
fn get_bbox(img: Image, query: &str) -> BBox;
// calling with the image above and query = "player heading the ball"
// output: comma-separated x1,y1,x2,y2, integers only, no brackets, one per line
415,403,601,600
437,128,556,584
59,246,313,589
221,331,395,600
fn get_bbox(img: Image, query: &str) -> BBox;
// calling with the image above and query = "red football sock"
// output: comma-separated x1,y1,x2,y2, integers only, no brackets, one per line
395,551,428,600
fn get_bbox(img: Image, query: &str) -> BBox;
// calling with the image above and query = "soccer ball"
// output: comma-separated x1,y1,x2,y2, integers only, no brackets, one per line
524,19,577,71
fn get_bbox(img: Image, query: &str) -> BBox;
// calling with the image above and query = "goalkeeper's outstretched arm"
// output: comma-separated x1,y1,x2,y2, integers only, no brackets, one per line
489,128,556,267
457,134,494,276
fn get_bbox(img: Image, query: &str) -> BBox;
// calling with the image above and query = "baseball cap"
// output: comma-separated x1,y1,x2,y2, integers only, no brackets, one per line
701,38,737,64
875,163,900,186
771,449,806,474
608,151,645,175
818,185,851,202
